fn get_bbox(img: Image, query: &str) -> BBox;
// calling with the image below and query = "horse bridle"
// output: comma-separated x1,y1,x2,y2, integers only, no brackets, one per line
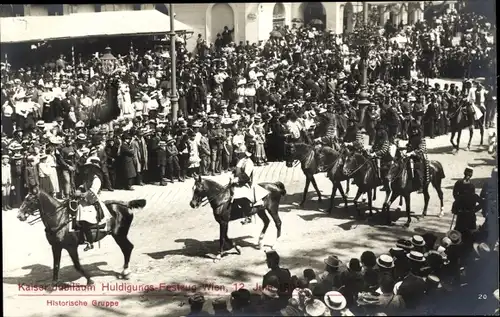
344,153,371,177
388,155,410,184
196,182,232,208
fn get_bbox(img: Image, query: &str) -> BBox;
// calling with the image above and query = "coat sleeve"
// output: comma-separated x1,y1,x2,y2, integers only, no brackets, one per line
374,141,390,157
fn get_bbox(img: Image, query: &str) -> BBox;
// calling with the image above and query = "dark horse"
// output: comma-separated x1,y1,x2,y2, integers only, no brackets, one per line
189,175,286,262
284,141,351,211
449,99,485,152
383,150,445,227
343,152,381,218
17,188,146,286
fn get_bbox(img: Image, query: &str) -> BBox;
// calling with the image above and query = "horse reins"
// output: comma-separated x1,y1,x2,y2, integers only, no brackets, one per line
199,182,232,208
344,154,371,177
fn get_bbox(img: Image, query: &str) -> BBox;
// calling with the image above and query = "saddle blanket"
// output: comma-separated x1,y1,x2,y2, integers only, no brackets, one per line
233,184,269,207
77,200,109,225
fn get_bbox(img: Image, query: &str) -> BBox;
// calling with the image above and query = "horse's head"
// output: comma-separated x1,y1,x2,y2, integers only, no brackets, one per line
17,188,40,222
387,153,408,183
343,152,364,176
190,174,208,209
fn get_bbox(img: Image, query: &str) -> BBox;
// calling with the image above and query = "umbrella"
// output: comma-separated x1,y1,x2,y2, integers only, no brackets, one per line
309,19,324,26
292,18,303,23
270,31,283,38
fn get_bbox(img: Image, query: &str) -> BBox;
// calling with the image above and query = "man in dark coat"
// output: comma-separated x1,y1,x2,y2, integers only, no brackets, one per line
262,250,292,309
208,120,226,175
452,166,482,241
406,120,429,194
119,133,136,190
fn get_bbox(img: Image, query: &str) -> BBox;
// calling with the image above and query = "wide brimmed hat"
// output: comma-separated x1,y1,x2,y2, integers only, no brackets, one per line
261,286,279,299
166,136,175,144
12,153,23,160
376,254,395,269
49,136,63,145
324,255,342,268
396,239,414,251
411,235,426,247
446,230,462,245
406,251,426,263
36,120,45,128
324,291,347,311
425,274,442,290
305,299,326,317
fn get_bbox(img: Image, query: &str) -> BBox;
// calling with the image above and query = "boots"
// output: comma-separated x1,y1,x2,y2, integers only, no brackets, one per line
83,227,94,251
239,199,253,225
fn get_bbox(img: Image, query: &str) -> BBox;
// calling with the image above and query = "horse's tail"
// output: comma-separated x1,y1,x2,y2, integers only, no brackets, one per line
431,160,445,179
274,181,287,196
128,199,147,209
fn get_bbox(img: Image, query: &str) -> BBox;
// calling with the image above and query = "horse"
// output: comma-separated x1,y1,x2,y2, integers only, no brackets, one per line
342,151,381,218
17,188,146,286
382,149,445,227
189,175,286,262
284,141,350,208
449,101,485,152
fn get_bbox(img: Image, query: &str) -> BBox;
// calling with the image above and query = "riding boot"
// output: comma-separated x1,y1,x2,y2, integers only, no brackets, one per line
239,199,253,225
83,228,94,251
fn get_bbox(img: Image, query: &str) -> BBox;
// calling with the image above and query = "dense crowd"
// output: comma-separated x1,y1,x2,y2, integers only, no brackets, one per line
1,7,497,210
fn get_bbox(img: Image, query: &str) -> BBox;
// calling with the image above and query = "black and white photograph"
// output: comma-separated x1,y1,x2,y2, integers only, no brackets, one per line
1,2,498,316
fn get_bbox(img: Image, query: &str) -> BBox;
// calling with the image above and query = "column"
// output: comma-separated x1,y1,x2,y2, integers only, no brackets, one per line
379,5,386,26
400,5,408,25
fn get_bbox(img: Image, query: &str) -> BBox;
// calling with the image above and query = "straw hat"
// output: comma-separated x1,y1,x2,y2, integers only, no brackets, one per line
411,235,426,247
446,230,462,245
305,299,326,316
376,254,395,269
406,251,426,263
324,291,347,311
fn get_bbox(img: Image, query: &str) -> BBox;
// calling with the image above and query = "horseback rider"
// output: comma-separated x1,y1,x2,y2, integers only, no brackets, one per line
230,151,255,225
368,122,392,191
313,107,338,149
343,114,364,153
75,155,113,251
405,120,429,194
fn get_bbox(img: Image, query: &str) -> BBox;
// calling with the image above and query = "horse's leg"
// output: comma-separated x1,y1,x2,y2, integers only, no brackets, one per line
255,209,270,249
327,183,338,214
223,228,239,255
467,126,473,150
352,188,363,219
215,222,228,262
310,176,323,204
345,180,350,195
456,130,462,151
479,121,484,145
66,247,94,285
383,191,400,225
450,130,456,149
422,184,430,217
50,245,63,288
432,176,445,217
300,177,311,207
403,194,412,228
266,204,282,250
112,235,134,278
337,182,349,211
367,189,374,217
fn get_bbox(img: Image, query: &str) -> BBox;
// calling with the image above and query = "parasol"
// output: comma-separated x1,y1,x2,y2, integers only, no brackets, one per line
292,18,303,23
309,19,324,26
270,30,283,38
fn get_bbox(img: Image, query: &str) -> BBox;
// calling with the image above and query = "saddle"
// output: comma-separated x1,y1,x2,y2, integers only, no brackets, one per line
68,197,106,230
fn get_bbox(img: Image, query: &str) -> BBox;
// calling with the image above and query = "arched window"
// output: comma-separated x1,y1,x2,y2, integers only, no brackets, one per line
47,4,64,16
155,4,168,15
273,3,286,29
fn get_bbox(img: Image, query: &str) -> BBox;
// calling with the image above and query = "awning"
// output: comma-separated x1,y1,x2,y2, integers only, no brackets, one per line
0,10,193,44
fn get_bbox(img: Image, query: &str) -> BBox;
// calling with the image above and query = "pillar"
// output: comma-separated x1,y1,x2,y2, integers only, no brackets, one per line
379,5,386,25
400,5,408,25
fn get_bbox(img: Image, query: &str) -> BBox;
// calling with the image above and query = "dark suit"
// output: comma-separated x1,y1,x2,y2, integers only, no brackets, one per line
119,143,136,189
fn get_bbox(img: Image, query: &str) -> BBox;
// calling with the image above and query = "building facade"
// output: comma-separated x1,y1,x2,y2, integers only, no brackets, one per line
2,2,459,51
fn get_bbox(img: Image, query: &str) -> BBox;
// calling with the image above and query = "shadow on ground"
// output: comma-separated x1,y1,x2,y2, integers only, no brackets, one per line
145,236,256,260
3,261,117,285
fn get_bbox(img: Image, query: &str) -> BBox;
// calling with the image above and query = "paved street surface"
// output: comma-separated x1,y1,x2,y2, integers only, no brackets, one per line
3,131,496,317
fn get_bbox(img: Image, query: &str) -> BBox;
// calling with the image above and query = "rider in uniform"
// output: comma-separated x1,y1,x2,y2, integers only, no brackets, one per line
77,156,113,251
230,151,255,225
368,123,392,191
406,120,429,194
343,116,364,153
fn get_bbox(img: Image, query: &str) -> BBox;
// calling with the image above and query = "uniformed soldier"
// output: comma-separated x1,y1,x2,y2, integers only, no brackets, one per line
77,157,113,251
230,151,255,225
406,120,429,194
368,123,392,191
